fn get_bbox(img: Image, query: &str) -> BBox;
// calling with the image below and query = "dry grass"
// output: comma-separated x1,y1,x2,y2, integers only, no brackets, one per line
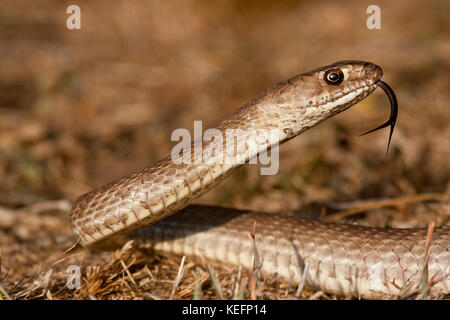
0,197,448,300
0,0,449,299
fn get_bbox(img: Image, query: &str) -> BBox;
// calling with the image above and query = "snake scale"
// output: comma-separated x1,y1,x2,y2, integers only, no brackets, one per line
70,61,449,299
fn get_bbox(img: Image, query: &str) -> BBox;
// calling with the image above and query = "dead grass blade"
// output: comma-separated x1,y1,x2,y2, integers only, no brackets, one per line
308,290,323,300
193,267,203,300
203,260,224,300
0,284,12,300
169,256,186,300
395,221,436,300
231,264,242,300
419,221,435,299
295,261,310,299
248,220,262,300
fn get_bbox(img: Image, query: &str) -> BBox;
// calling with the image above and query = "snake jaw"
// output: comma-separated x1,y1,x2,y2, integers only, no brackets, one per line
360,80,398,155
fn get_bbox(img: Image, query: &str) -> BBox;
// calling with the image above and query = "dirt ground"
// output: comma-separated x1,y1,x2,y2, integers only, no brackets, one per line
0,0,449,300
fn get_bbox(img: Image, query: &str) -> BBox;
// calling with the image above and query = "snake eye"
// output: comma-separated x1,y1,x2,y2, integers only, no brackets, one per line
324,69,344,85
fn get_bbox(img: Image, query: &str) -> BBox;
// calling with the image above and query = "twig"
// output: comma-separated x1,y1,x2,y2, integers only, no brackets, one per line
324,193,447,222
18,200,71,215
0,200,71,227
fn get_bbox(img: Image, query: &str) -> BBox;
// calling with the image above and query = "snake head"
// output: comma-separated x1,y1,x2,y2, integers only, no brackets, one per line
275,60,382,116
271,61,396,153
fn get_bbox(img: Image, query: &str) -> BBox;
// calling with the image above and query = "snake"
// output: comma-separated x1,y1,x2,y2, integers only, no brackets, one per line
70,61,449,299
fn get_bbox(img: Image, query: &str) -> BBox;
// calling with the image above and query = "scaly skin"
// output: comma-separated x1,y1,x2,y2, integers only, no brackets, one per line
70,61,449,298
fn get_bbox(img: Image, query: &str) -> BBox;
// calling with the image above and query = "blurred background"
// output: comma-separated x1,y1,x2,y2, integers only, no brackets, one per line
0,0,448,299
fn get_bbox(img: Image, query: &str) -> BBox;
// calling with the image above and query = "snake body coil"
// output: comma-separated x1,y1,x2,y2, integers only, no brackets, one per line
70,61,449,299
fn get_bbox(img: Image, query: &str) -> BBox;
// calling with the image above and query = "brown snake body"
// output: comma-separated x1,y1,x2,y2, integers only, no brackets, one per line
70,61,449,299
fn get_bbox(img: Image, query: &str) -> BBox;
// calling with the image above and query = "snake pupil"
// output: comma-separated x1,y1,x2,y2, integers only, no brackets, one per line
324,69,344,85
329,73,338,81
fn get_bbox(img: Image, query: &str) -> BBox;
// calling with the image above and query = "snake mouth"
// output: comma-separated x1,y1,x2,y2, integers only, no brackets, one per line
360,80,398,155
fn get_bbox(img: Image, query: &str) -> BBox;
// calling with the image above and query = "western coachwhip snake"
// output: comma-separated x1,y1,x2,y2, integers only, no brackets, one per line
70,61,449,299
